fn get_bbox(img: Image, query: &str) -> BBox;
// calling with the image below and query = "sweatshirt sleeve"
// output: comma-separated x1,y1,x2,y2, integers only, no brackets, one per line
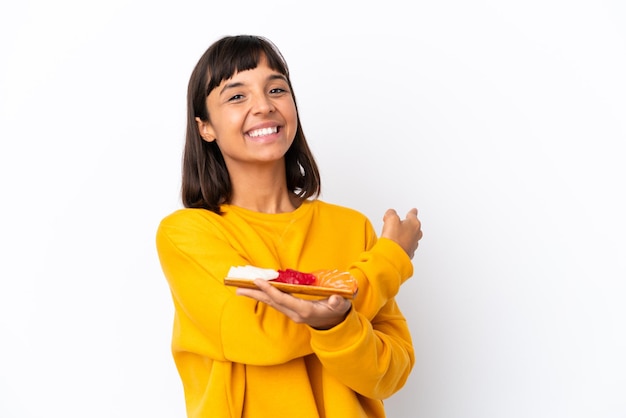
156,210,313,366
347,219,414,320
305,212,415,399
309,297,415,399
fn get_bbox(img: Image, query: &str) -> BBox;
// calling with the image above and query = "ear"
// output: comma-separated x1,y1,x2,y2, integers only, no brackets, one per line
195,117,216,142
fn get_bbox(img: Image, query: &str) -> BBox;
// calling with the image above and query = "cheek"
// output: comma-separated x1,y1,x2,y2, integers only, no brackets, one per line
213,112,243,137
285,103,298,133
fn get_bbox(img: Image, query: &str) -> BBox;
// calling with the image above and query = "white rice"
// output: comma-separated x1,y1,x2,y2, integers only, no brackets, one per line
227,265,279,280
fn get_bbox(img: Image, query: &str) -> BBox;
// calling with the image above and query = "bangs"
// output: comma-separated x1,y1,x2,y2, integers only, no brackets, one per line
205,35,289,96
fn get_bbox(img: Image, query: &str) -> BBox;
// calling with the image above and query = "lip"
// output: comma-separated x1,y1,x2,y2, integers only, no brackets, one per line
245,121,281,134
245,122,282,141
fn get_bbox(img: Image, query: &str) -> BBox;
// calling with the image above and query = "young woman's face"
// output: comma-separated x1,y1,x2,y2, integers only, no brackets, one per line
197,55,298,171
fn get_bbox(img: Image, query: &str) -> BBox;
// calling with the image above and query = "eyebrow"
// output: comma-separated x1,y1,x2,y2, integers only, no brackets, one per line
219,74,288,96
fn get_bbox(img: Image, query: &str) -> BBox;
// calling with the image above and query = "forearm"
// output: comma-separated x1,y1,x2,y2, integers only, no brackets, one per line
158,223,313,365
348,238,414,319
309,299,415,399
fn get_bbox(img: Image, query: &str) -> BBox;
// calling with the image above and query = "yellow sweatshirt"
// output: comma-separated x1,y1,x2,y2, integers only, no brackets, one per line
156,200,415,418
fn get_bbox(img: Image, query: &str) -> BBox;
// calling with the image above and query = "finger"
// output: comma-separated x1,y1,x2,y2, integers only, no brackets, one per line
327,295,347,311
247,280,306,318
406,208,418,218
236,287,273,304
253,280,312,311
383,208,399,222
235,280,286,305
253,279,295,302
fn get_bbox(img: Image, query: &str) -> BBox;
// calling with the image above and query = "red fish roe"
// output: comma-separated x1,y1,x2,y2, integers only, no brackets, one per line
274,269,316,285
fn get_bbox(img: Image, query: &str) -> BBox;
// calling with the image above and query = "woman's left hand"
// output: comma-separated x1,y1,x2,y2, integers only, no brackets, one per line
236,279,352,330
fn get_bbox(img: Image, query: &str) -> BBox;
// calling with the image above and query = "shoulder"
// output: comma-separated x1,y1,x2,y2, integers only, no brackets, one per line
311,199,368,219
309,200,372,229
308,200,378,249
156,208,230,254
159,207,217,224
157,208,225,235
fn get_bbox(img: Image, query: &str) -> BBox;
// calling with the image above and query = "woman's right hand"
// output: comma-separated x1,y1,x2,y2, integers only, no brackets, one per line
380,208,423,259
236,279,352,330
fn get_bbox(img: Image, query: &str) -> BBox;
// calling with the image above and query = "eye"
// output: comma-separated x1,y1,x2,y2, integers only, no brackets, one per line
227,94,244,102
269,86,290,95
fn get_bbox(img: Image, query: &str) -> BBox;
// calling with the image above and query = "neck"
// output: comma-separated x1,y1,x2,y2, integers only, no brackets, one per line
227,163,300,214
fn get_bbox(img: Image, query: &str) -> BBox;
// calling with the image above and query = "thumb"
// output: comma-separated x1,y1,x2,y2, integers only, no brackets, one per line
328,295,348,311
383,208,398,222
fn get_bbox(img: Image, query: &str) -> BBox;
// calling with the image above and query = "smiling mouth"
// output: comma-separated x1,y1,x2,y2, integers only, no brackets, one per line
248,126,278,138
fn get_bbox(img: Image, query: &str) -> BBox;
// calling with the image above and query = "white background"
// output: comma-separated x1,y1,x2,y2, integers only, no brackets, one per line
1,1,625,417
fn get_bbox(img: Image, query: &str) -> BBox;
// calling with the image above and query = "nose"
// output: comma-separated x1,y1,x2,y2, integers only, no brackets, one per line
251,92,275,114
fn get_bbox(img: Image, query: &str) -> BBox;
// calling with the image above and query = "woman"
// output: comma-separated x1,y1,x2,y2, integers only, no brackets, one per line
156,34,423,418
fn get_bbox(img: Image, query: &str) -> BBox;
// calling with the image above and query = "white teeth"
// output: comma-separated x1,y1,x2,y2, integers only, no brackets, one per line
248,126,277,138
